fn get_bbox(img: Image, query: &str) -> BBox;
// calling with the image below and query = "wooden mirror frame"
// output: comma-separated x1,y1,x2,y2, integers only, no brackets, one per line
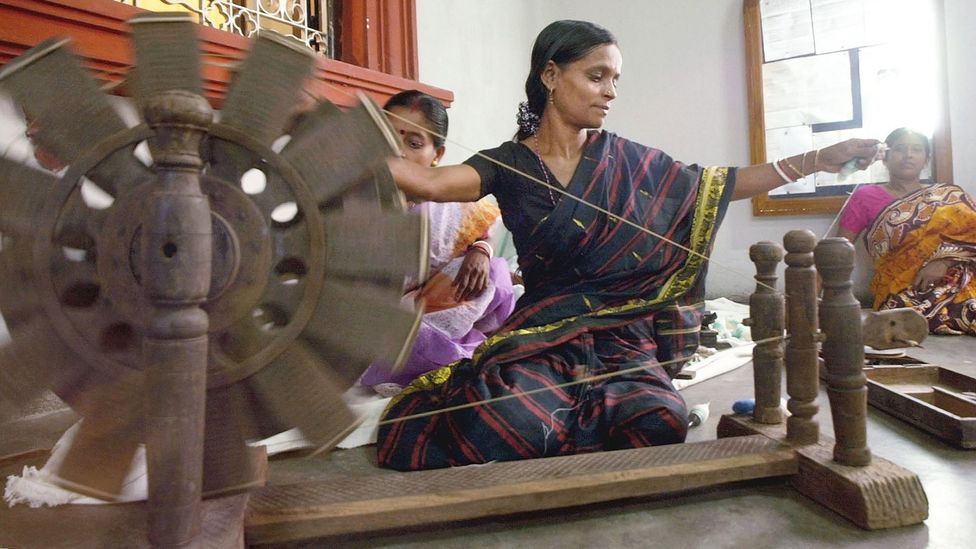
744,0,954,216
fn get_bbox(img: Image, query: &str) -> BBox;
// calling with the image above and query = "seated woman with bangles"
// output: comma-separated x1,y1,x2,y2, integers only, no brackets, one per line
838,127,976,336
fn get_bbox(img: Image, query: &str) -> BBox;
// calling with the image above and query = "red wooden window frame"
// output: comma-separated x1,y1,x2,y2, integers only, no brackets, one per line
0,0,451,108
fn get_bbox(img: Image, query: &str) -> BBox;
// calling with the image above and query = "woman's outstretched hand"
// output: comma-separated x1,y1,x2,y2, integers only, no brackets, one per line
816,138,885,173
453,249,490,301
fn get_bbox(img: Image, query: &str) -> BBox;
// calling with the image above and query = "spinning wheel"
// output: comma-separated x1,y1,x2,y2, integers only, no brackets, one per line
0,12,425,543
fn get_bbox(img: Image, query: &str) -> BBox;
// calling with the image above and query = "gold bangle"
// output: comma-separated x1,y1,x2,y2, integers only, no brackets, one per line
813,149,820,173
783,157,804,180
801,150,810,177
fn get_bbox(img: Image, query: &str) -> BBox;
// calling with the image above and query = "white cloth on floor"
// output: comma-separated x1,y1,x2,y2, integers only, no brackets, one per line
4,421,148,508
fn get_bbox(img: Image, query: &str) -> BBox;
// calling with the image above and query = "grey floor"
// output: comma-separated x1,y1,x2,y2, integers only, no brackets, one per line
2,336,975,548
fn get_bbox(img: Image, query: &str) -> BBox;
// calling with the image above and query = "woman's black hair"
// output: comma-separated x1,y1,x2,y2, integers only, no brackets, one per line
383,90,448,148
517,20,617,140
884,127,931,159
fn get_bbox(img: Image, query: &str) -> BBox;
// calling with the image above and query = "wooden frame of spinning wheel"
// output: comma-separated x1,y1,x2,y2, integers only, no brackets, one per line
243,234,928,544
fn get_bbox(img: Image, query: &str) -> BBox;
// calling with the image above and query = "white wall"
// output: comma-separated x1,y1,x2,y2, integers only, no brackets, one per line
415,0,971,300
415,0,548,165
944,0,976,195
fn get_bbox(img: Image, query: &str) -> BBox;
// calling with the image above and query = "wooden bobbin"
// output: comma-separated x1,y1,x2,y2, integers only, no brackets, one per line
783,230,820,444
815,237,872,467
747,241,784,424
141,90,214,547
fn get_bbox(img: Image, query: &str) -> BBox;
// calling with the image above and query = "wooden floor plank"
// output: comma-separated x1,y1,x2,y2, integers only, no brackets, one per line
246,435,797,544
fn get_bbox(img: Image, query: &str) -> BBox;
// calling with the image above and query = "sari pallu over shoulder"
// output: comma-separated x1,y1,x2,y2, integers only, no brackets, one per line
508,133,732,331
389,135,733,399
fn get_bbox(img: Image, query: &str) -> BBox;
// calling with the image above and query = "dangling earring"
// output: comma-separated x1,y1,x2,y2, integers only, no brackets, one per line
548,87,555,105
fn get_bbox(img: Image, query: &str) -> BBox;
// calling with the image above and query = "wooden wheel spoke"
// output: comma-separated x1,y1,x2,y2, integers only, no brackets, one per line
214,316,277,365
54,190,98,250
207,33,313,184
48,399,143,500
0,242,40,325
283,100,398,205
0,339,50,408
219,33,314,148
0,314,90,408
245,341,358,450
302,279,422,385
0,39,152,197
339,165,407,211
203,384,269,497
129,13,202,102
323,207,426,284
0,157,57,238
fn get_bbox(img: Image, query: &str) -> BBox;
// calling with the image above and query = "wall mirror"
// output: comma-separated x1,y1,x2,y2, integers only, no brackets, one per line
745,0,952,216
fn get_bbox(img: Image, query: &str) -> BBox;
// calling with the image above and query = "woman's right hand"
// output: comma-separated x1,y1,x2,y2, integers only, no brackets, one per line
816,138,884,173
912,259,951,290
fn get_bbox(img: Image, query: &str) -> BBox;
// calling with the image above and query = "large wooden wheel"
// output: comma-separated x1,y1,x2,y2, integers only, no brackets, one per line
0,11,425,525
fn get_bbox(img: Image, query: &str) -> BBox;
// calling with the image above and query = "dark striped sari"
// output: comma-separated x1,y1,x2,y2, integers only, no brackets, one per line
377,131,734,470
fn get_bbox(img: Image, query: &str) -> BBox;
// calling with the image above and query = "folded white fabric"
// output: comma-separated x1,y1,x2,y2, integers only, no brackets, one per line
4,421,148,508
4,387,391,508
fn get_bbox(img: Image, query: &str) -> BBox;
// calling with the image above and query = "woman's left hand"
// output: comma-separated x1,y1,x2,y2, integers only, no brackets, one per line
453,249,490,301
816,138,884,173
912,259,951,290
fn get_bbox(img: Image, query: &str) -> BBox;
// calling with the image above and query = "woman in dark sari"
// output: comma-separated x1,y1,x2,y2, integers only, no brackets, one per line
379,20,882,471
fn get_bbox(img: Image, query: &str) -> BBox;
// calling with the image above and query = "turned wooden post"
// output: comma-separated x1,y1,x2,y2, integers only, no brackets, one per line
748,242,785,424
783,230,820,444
815,237,872,466
142,91,213,547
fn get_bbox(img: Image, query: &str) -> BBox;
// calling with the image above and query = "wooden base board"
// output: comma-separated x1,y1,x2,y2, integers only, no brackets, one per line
245,435,797,544
718,414,928,529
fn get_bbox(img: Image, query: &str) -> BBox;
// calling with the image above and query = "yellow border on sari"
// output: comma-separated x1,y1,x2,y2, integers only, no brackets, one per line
387,166,730,408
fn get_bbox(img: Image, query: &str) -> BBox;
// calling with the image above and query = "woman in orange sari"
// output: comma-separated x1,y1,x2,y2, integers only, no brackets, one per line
838,128,976,335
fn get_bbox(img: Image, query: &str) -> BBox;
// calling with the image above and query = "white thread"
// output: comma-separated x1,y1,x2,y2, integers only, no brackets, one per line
377,333,789,426
377,105,779,294
542,403,582,455
821,182,866,239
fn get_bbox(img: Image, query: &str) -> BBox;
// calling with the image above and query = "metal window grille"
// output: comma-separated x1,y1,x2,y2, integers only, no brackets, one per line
115,1,337,56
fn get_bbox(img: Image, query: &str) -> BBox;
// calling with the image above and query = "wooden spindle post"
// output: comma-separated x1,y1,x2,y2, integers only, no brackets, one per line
783,230,819,444
748,241,784,424
141,90,213,547
815,237,871,466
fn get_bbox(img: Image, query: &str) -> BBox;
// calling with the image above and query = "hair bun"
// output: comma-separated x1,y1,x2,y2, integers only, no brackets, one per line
516,101,540,136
